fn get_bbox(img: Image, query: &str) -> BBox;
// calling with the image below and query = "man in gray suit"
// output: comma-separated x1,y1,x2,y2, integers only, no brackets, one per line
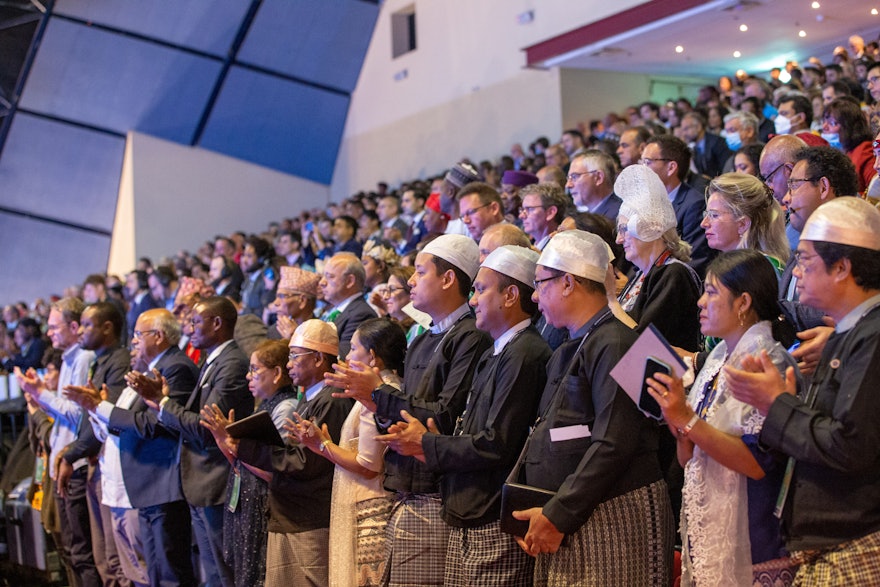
130,296,252,586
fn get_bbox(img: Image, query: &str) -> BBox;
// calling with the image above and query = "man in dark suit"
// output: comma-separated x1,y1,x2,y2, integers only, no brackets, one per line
642,135,716,277
125,270,160,344
318,252,377,358
566,150,622,223
680,111,731,180
129,296,252,587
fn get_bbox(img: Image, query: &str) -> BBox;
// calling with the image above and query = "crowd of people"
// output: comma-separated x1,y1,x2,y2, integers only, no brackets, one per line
4,31,880,587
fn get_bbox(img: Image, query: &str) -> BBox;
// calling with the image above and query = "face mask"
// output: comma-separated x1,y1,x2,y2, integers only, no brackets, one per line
725,131,742,151
774,115,792,135
821,132,842,150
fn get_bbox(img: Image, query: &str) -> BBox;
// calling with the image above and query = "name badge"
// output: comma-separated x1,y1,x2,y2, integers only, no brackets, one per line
550,424,591,442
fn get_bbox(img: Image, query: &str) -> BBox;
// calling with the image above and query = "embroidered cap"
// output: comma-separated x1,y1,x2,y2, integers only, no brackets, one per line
421,234,481,282
538,230,613,284
278,266,320,297
290,319,338,357
800,197,880,251
481,245,539,287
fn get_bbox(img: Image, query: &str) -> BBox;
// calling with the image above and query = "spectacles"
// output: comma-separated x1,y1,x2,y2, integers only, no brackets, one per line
533,274,563,289
822,116,839,127
567,170,600,183
519,205,545,216
873,140,880,157
794,250,819,270
460,203,491,219
288,350,316,361
383,285,407,296
639,157,672,166
248,365,265,376
702,209,735,221
787,176,820,191
759,162,788,184
133,329,158,339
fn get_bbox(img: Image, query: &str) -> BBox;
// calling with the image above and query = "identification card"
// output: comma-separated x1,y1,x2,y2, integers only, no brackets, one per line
227,471,241,513
549,424,591,442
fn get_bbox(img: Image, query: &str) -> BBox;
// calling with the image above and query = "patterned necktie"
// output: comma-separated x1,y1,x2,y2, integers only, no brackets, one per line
323,308,340,323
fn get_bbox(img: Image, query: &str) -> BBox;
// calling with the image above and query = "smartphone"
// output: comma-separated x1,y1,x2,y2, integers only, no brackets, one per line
263,266,276,281
639,356,670,420
304,221,314,232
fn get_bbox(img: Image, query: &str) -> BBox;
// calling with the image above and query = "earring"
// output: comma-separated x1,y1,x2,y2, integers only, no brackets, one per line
738,310,745,327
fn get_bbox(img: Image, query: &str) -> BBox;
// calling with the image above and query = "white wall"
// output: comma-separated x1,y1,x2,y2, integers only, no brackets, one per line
108,132,329,275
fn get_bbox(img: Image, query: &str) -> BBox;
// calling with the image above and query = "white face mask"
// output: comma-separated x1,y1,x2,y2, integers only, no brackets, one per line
725,131,742,151
774,115,792,135
821,132,842,150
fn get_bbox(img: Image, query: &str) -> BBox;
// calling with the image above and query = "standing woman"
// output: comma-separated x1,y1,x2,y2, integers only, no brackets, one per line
700,172,790,271
381,266,426,346
646,250,800,586
292,317,406,587
200,339,298,587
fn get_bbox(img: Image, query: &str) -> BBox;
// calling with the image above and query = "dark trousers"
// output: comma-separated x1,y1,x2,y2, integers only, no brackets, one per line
57,467,100,587
190,504,232,587
140,500,196,587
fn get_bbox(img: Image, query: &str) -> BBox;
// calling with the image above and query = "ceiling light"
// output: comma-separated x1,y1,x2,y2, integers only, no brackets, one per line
733,50,742,58
739,24,748,32
799,30,807,37
811,1,820,8
675,45,684,53
779,70,792,83
872,8,879,14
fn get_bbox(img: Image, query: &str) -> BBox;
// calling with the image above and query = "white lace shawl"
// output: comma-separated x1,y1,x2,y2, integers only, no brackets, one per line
681,321,787,587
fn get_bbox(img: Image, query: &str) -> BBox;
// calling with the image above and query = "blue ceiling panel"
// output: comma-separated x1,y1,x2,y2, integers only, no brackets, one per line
238,0,378,93
0,211,112,302
19,19,222,143
199,66,350,184
53,0,248,56
0,114,125,232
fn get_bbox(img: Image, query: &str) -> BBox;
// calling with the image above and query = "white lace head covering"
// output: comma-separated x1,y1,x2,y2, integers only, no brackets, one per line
481,245,539,286
614,165,678,242
538,230,612,283
801,197,880,250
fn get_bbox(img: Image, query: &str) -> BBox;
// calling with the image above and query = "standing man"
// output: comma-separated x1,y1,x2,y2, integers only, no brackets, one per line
519,183,568,250
727,198,880,585
318,252,377,358
125,271,159,344
379,245,551,586
327,234,492,587
129,296,252,587
18,298,98,586
71,309,199,586
514,231,674,585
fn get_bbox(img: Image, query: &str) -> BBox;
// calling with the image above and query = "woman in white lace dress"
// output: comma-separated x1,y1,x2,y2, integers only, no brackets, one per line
292,317,406,587
646,250,800,586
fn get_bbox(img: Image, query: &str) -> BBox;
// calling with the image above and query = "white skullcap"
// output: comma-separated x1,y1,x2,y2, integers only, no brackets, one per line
614,165,678,242
801,197,880,250
538,230,612,283
481,245,539,286
290,319,339,357
421,234,481,281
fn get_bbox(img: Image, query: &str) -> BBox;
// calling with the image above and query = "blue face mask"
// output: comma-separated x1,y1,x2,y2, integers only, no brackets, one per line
725,131,742,151
821,132,842,150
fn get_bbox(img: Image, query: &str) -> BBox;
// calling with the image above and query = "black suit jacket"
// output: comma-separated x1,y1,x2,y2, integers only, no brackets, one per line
159,340,252,507
693,132,732,179
332,297,377,358
108,346,199,509
671,182,715,278
593,192,623,223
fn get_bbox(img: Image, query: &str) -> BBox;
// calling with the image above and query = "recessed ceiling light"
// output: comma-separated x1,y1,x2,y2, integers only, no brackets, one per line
799,30,807,37
733,50,742,58
675,45,684,53
739,24,749,32
811,1,820,8
872,8,879,15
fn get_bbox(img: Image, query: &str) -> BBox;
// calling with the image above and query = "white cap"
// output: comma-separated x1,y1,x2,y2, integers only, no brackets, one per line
615,165,678,241
290,319,339,357
421,234,481,281
538,230,612,283
481,245,539,286
801,197,880,250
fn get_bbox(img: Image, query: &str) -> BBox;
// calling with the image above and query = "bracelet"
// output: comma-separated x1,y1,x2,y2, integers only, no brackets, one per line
159,396,170,409
678,413,700,437
319,439,333,453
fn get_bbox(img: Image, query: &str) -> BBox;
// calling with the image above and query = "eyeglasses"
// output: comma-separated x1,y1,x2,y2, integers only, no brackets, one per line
533,274,563,289
873,140,880,157
133,329,158,339
702,209,735,221
787,176,820,191
639,157,672,166
248,365,265,376
460,203,491,219
288,350,316,361
822,116,839,127
519,205,545,216
759,162,788,184
794,250,819,270
567,170,600,183
383,285,407,296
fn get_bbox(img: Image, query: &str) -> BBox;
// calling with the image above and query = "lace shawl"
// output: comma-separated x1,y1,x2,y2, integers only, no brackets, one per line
681,321,786,587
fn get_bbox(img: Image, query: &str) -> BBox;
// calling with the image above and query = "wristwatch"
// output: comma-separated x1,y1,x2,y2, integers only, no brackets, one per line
319,439,332,453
